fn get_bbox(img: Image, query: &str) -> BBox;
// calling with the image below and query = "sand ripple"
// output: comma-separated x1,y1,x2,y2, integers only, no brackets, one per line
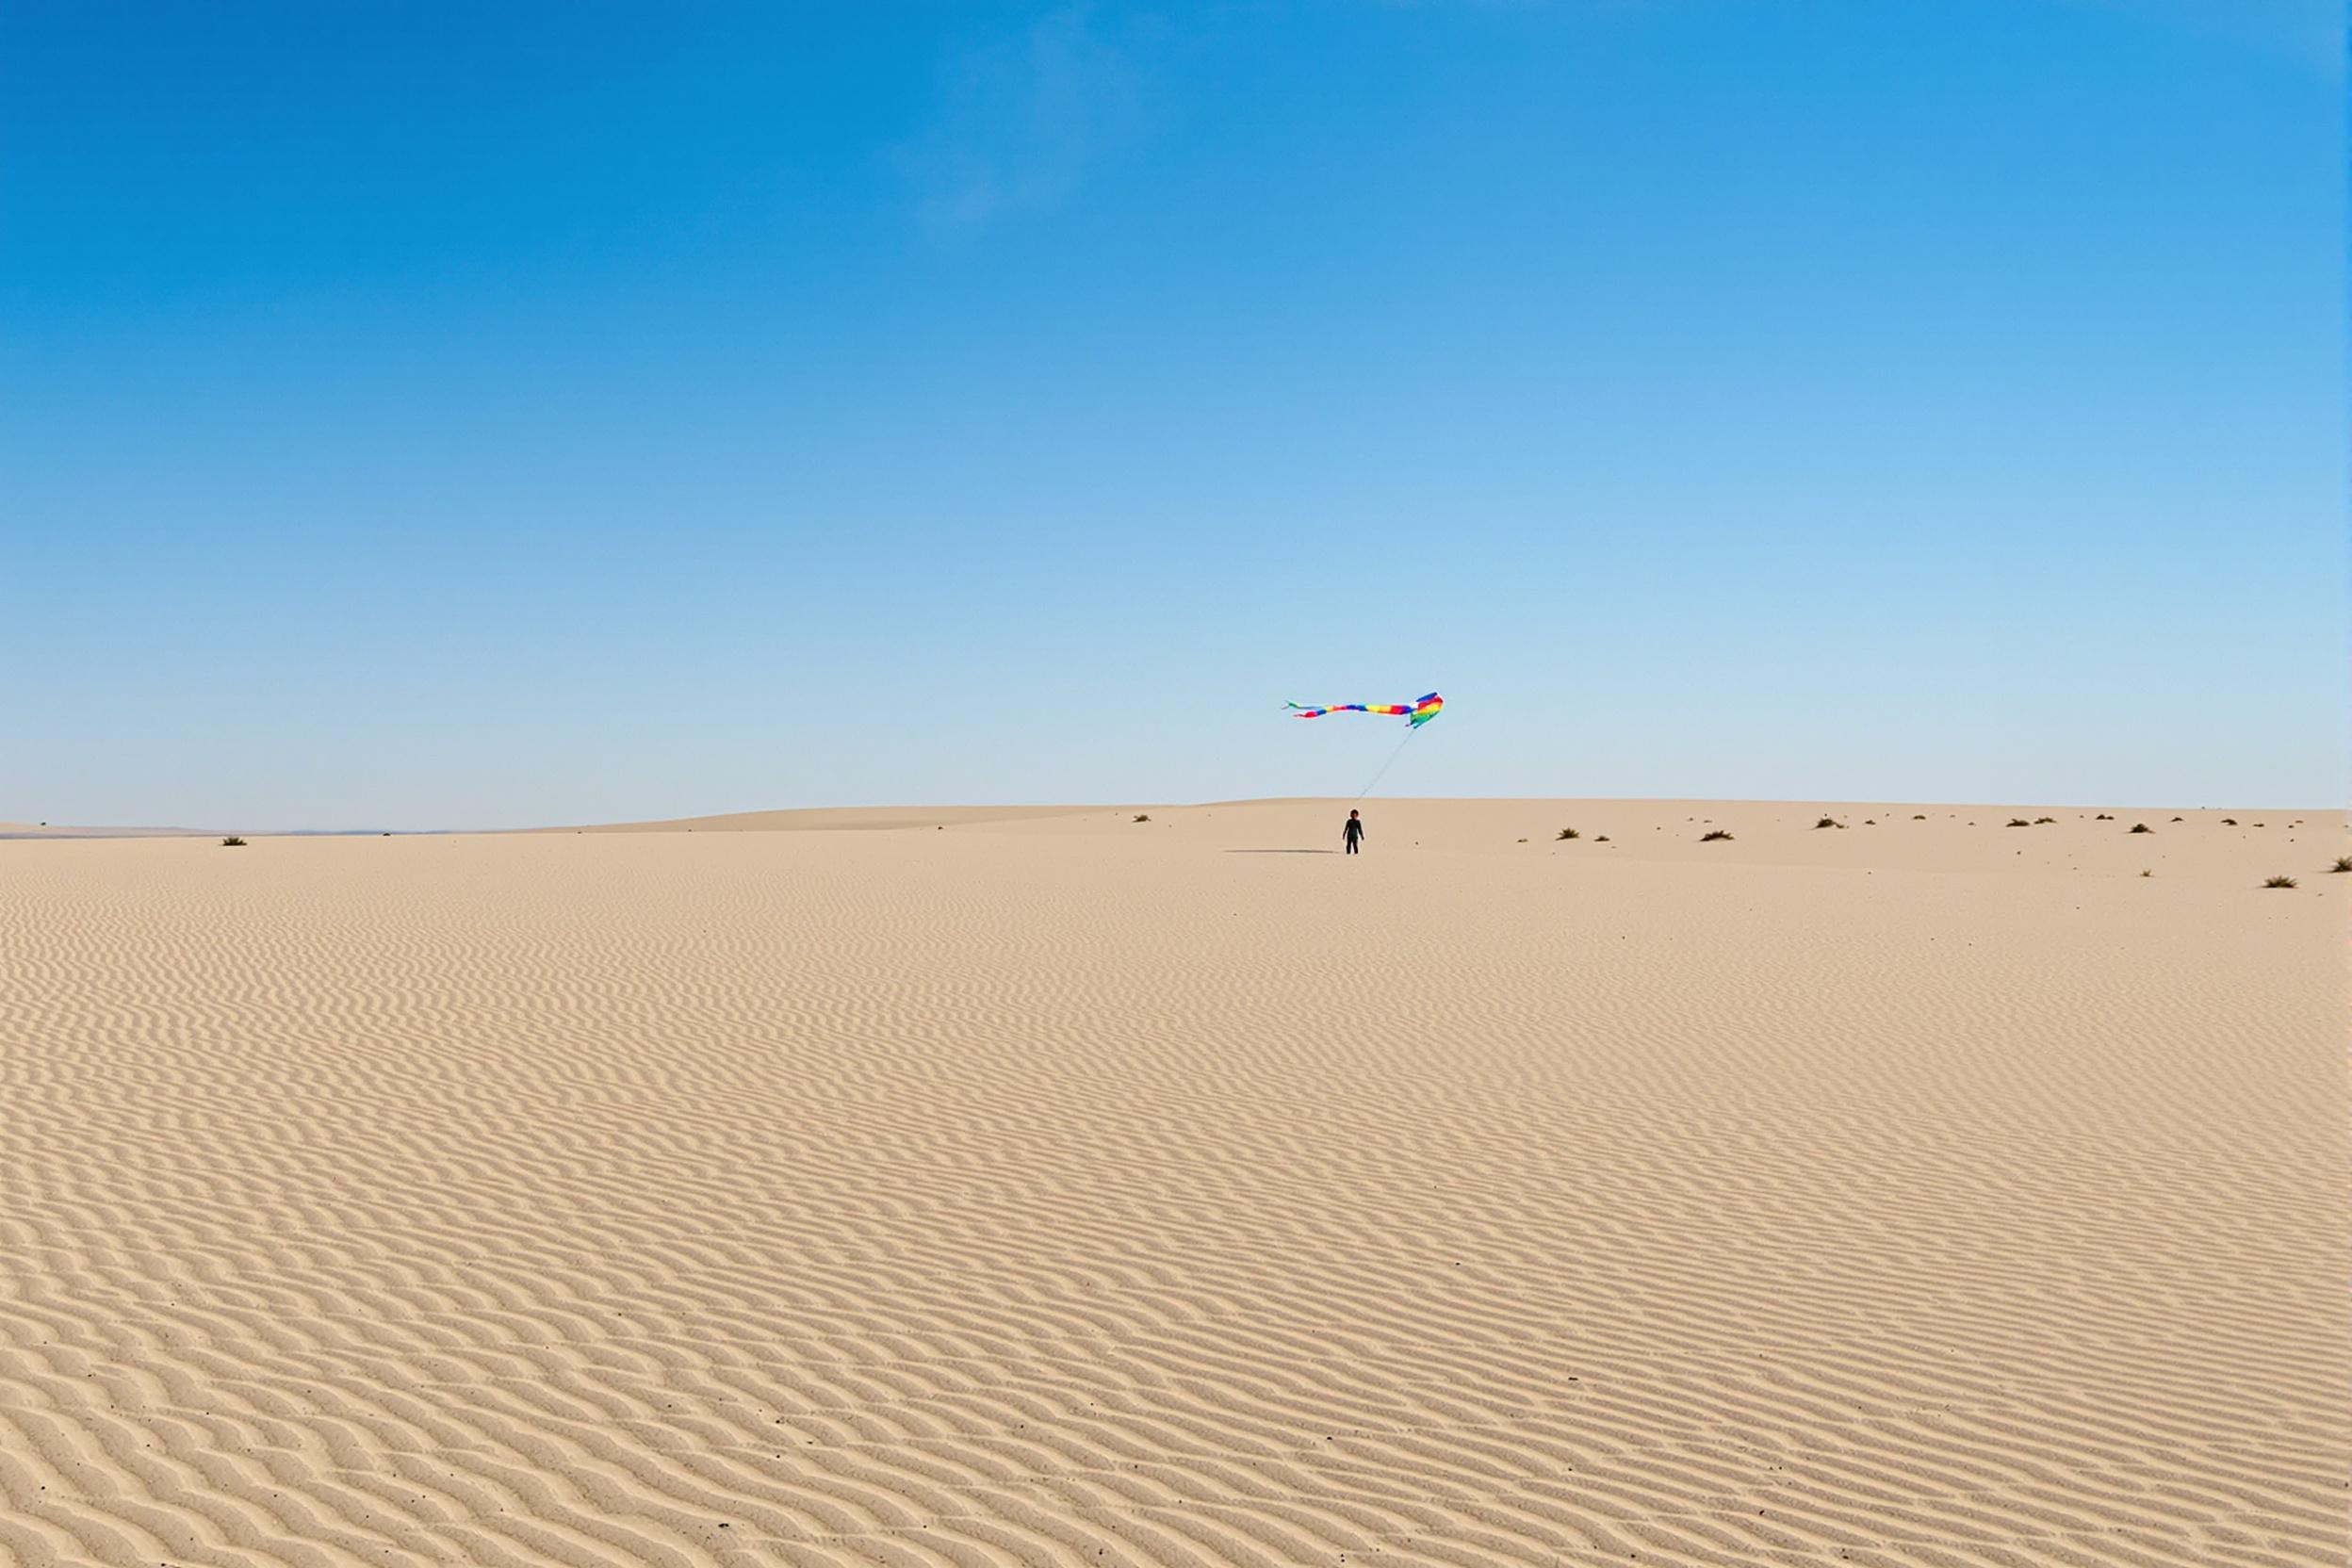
2,805,2344,1566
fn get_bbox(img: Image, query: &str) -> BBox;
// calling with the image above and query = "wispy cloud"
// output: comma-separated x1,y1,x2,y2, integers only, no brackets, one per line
899,5,1160,235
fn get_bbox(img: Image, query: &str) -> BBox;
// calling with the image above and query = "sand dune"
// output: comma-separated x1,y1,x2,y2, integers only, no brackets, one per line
3,799,2344,1566
546,806,1126,835
0,824,222,840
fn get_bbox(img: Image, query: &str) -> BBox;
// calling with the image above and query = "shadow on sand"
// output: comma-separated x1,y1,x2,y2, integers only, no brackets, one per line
1225,849,1339,855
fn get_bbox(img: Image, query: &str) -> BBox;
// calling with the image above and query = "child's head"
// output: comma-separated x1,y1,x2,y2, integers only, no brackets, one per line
1349,809,1359,818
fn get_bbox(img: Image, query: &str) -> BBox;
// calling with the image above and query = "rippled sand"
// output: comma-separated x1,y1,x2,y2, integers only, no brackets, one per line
4,800,2344,1567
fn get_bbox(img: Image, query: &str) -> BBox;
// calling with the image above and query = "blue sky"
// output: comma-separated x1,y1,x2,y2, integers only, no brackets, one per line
4,1,2341,828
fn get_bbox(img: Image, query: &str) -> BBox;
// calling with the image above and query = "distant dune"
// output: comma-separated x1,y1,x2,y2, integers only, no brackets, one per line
540,803,1129,833
4,798,2344,1566
0,821,220,839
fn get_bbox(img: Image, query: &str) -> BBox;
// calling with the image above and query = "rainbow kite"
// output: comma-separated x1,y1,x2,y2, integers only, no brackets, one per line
1286,692,1444,727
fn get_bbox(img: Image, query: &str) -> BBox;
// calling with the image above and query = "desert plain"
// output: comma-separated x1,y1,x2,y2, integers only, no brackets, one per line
1,798,2344,1567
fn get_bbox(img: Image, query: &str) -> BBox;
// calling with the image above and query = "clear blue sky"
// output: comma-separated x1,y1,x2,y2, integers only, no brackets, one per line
4,1,2341,828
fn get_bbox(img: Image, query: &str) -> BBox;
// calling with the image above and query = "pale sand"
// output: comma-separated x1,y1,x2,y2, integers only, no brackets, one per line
0,824,221,840
2,799,2344,1567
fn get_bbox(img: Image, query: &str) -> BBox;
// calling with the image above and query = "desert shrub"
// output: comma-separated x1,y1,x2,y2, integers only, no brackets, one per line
1133,813,1151,823
2129,824,2152,834
220,836,247,847
2006,819,2031,827
2034,816,2055,825
2330,857,2352,874
1700,829,1734,841
1557,827,1579,841
1595,834,1610,842
2222,818,2238,825
1814,816,1843,829
2262,875,2298,890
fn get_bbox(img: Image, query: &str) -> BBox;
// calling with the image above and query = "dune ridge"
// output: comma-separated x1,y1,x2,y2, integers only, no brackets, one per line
539,806,1125,835
3,799,2344,1566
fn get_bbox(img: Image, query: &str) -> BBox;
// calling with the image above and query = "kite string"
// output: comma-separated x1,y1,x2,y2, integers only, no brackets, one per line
1353,725,1418,802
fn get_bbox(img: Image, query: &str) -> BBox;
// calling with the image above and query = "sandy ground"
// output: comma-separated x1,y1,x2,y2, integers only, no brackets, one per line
2,799,2344,1568
0,824,223,840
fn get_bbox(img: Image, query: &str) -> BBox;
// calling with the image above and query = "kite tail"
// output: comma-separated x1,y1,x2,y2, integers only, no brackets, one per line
1287,692,1443,725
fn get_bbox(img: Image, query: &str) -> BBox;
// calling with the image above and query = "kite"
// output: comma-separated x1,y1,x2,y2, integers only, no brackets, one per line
1286,692,1444,727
